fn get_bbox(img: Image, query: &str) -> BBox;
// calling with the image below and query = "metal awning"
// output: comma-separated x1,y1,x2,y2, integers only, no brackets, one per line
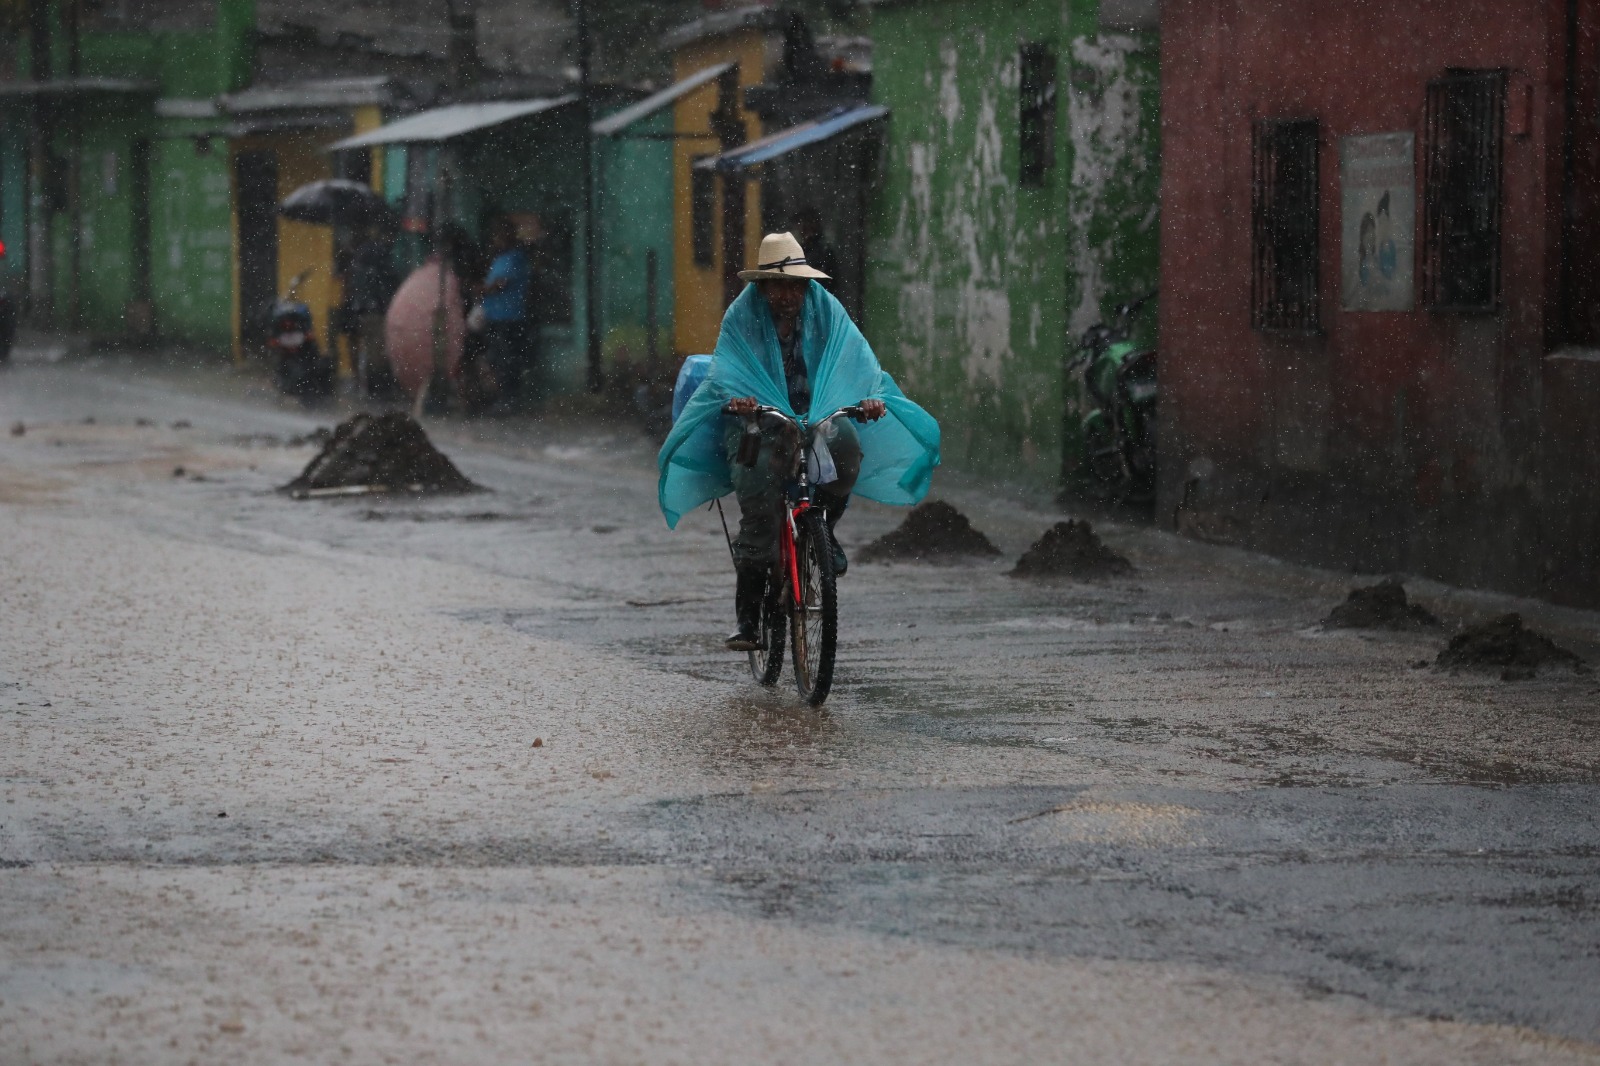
591,62,734,137
221,77,403,114
155,98,222,120
0,77,158,99
327,95,578,151
694,104,888,171
228,113,355,137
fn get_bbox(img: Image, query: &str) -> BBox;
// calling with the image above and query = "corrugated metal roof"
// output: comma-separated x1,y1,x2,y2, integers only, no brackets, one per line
0,78,158,98
155,98,223,120
327,95,578,150
253,0,573,74
591,62,735,137
229,113,356,137
221,77,403,114
660,6,784,53
694,105,888,171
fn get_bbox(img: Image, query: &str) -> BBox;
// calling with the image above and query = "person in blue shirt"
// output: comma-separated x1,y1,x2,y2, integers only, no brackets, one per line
481,217,533,410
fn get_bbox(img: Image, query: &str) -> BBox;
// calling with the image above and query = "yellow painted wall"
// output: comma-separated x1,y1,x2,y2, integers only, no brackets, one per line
671,28,773,356
274,136,338,344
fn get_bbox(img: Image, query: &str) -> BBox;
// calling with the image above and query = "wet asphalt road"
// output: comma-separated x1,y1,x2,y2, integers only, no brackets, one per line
2,354,1599,1064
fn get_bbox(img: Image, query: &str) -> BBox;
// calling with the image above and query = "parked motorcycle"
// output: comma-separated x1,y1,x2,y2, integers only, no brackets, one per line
1068,288,1157,502
264,269,333,401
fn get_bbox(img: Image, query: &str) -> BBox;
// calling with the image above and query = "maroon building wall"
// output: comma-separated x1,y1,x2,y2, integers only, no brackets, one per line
1158,0,1600,604
1543,351,1600,605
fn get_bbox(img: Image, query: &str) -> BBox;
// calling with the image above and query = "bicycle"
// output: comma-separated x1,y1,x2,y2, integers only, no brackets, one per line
719,401,871,707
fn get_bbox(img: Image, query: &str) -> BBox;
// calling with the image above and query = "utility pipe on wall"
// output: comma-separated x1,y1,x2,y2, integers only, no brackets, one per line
577,0,602,393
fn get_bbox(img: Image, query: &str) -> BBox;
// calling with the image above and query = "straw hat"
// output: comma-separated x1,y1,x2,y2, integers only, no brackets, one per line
737,231,831,282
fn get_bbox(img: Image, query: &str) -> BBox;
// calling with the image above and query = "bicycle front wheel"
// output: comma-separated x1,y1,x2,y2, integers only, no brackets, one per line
748,568,785,687
789,510,838,706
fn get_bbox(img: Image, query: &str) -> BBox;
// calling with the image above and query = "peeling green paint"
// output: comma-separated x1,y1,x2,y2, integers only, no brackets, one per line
865,0,1159,486
597,110,677,382
1,113,26,293
150,130,234,348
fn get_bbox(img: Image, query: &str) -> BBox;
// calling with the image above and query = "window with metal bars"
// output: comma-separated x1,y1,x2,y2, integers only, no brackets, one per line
1252,118,1322,332
1019,43,1057,188
691,158,715,267
1423,70,1504,311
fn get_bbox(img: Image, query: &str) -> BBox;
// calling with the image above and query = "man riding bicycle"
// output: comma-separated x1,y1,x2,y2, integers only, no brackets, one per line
657,231,942,652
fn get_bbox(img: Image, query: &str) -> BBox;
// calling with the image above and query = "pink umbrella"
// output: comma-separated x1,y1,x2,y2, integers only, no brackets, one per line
384,259,465,399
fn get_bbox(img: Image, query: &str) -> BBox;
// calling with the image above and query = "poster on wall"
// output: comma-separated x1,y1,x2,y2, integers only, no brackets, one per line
1340,132,1415,312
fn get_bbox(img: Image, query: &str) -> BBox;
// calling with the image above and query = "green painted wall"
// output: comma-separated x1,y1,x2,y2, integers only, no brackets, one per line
447,106,674,396
22,0,253,342
1,112,26,293
462,109,590,394
381,108,673,397
47,99,152,334
864,0,1159,487
597,109,676,381
150,132,234,347
58,0,252,94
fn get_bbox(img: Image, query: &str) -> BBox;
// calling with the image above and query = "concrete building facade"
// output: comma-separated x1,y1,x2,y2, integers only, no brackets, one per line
1159,0,1600,607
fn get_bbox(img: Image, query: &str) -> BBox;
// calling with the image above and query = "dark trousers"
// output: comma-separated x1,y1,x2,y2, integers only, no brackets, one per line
485,320,533,403
722,418,862,568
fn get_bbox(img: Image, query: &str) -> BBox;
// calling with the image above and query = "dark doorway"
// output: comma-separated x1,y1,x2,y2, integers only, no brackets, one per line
235,149,278,349
720,172,746,309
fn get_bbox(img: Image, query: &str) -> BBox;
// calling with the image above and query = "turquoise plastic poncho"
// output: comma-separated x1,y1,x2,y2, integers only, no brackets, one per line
657,282,941,528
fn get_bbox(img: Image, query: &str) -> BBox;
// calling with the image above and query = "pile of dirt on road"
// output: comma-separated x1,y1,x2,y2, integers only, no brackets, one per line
857,500,1002,563
1435,613,1588,680
1009,520,1133,579
234,428,333,449
280,413,479,497
1322,578,1439,630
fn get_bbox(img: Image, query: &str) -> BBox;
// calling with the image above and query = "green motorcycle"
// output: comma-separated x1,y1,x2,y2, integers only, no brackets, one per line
1068,289,1157,503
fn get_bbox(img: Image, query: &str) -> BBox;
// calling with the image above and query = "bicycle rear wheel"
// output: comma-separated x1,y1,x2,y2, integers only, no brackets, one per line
789,510,838,706
747,569,785,686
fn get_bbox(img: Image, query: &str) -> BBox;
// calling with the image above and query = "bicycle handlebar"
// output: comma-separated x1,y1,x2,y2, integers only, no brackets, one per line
720,402,873,425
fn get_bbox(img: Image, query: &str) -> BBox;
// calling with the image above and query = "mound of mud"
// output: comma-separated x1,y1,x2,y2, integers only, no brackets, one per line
857,500,1002,564
1435,613,1588,680
1322,578,1439,630
280,413,479,497
1010,520,1133,579
235,428,333,449
358,509,509,522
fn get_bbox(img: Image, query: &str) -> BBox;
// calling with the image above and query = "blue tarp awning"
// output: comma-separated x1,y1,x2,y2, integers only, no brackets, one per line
694,104,889,172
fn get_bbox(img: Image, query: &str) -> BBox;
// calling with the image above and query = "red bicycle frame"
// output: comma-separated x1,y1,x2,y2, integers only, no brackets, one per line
781,499,812,604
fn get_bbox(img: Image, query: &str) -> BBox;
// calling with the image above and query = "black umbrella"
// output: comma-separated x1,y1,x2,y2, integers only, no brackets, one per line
278,179,396,227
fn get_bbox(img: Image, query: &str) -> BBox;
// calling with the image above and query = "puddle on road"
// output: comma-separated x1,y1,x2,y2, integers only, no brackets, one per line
357,509,530,523
1009,799,1205,847
1086,715,1169,744
679,693,849,775
1369,746,1583,786
0,463,69,505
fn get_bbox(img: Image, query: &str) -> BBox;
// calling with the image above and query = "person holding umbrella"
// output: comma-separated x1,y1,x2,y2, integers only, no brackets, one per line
347,220,402,397
278,179,400,394
278,180,396,229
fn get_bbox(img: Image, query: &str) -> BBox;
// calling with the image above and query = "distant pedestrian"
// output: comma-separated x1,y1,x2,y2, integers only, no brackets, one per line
348,221,402,396
481,216,533,412
513,214,548,403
